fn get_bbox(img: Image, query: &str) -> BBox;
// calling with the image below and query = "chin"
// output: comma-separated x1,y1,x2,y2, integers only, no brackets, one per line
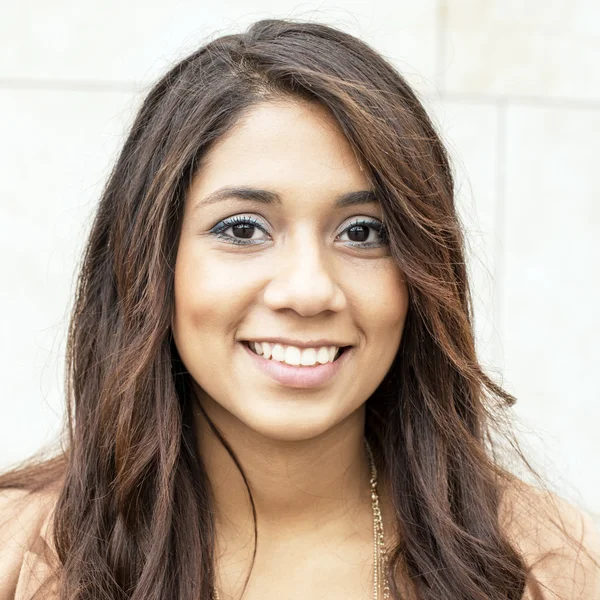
230,394,364,444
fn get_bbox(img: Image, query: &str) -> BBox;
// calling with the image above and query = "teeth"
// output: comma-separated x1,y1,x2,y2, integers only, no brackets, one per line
284,346,301,366
316,347,329,364
300,348,317,365
247,341,343,366
272,344,285,362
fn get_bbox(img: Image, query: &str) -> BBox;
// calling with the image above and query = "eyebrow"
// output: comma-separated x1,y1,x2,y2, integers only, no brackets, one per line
194,186,379,211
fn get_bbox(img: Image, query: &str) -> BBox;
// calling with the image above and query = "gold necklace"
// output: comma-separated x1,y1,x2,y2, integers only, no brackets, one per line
212,437,390,599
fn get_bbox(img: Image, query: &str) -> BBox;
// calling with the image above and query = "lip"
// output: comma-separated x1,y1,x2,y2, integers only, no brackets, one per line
242,337,352,349
240,341,352,389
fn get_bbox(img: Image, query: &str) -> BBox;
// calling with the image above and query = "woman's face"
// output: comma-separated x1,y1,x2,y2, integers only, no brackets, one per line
172,98,409,442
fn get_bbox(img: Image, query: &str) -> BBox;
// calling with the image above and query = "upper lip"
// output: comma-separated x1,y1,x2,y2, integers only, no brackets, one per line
241,337,353,349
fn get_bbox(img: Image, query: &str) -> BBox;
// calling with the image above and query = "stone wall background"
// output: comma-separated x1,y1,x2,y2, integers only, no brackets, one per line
1,1,598,521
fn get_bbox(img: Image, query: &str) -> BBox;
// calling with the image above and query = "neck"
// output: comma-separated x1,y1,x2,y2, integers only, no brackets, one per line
193,388,378,543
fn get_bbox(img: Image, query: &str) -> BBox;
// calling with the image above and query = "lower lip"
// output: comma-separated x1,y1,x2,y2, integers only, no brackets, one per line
240,342,352,389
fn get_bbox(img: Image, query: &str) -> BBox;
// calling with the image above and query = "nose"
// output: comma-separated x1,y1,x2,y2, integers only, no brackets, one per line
262,233,347,317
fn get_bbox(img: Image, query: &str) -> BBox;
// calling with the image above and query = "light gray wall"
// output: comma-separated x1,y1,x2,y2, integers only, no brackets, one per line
1,1,598,521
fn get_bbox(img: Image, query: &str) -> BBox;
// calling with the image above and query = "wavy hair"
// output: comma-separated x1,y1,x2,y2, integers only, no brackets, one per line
0,18,572,600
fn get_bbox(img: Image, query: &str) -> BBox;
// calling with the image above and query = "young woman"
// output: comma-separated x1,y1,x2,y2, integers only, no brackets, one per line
1,18,598,600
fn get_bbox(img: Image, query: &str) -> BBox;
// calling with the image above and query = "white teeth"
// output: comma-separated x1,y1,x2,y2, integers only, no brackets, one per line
300,348,317,365
316,347,330,364
247,341,343,366
262,342,272,359
284,346,301,366
271,344,285,362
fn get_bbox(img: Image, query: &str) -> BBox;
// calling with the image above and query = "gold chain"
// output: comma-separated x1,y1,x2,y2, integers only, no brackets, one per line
213,436,390,599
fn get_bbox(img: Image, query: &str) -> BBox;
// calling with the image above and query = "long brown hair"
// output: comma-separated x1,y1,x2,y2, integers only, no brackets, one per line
0,18,576,600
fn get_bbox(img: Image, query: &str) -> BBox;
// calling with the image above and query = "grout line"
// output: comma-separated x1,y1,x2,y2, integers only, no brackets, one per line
1,77,599,112
0,78,142,93
441,90,600,111
494,99,507,370
434,0,448,93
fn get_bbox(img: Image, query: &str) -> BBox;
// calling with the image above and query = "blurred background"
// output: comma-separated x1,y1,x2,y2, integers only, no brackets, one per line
1,1,598,522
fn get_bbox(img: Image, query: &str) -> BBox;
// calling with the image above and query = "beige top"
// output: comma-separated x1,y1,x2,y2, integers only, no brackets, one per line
0,490,59,600
1,483,599,599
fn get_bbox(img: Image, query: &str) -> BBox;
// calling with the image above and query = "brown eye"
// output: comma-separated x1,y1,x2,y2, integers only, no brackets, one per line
210,215,270,245
339,219,387,248
231,223,255,239
347,224,370,242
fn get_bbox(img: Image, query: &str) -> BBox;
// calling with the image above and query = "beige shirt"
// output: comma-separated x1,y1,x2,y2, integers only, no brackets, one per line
1,484,599,599
0,490,58,600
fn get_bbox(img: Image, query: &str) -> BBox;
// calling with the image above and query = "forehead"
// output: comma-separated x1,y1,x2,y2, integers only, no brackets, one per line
193,99,369,194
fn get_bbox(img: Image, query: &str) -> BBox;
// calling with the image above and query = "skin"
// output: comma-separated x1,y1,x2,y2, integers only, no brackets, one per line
0,100,598,600
172,97,409,599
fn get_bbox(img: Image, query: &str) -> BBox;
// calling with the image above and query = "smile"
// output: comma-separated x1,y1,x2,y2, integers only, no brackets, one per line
243,340,345,366
240,341,352,388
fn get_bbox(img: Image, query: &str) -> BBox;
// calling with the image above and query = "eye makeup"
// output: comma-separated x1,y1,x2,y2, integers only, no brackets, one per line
208,214,388,249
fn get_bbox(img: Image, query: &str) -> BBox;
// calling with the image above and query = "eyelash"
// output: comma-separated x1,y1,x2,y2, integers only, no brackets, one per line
209,215,388,248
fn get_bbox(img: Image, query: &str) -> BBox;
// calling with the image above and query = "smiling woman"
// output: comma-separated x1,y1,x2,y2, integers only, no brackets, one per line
1,17,599,600
173,99,408,442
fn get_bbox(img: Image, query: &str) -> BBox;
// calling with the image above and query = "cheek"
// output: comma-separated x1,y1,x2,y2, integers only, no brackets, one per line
172,245,250,343
354,260,409,335
347,260,409,372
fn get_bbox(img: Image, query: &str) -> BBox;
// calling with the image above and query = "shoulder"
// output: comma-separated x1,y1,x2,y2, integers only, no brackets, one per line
500,478,600,599
0,487,59,600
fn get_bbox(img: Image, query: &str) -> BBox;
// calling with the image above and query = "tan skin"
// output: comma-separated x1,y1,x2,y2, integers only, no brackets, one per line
172,97,409,600
0,99,598,600
170,98,600,600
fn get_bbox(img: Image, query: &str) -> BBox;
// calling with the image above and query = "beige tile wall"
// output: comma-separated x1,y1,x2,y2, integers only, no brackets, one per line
1,1,598,519
0,87,139,464
443,0,600,100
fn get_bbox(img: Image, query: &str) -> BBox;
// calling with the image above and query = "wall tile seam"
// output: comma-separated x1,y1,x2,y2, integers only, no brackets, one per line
494,98,507,372
0,78,140,94
2,78,600,112
441,92,600,111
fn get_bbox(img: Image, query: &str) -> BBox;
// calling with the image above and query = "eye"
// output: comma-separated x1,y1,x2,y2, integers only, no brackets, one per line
209,215,388,248
209,215,269,245
337,218,388,248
